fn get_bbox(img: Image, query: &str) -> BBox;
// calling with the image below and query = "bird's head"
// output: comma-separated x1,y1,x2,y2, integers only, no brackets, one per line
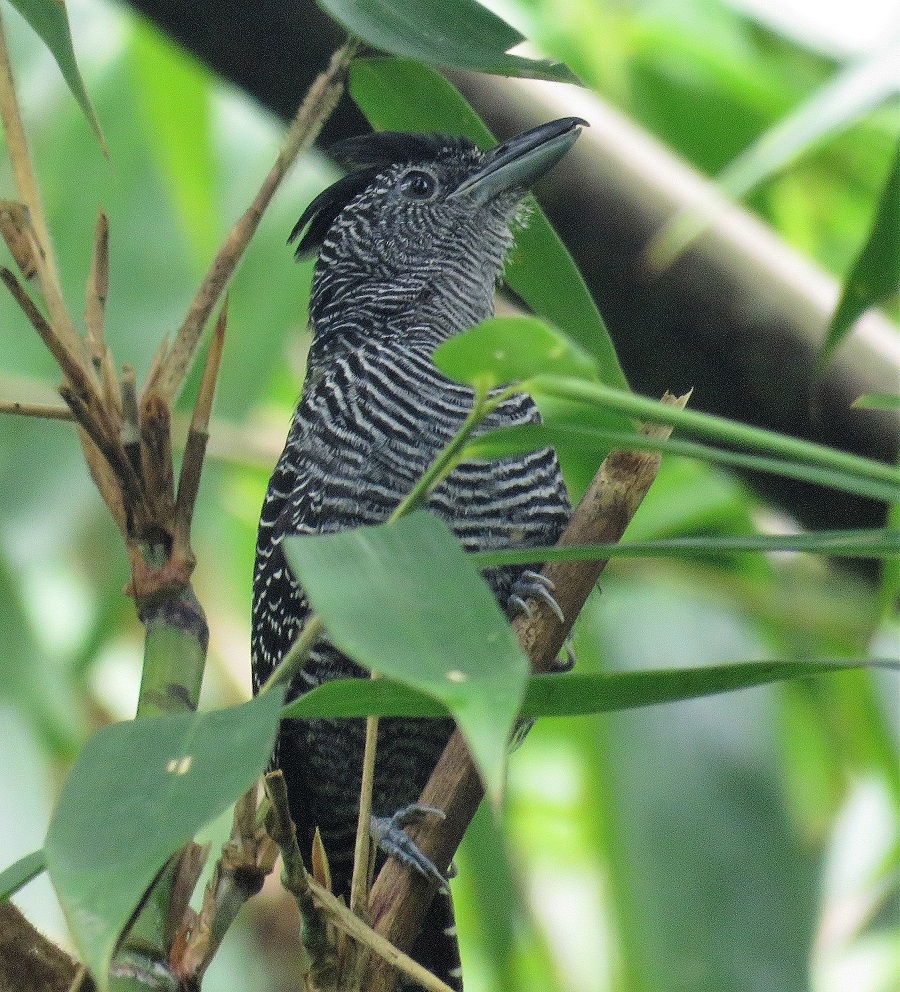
291,118,587,344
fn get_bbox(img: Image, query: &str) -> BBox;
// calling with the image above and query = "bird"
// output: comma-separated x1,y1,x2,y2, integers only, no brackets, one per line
251,117,585,989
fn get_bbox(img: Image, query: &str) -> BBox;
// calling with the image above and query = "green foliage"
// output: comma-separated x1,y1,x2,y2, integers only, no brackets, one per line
434,316,598,389
43,691,283,988
283,512,529,803
130,20,218,265
285,658,896,720
317,0,576,81
825,141,900,359
0,848,45,901
7,0,106,151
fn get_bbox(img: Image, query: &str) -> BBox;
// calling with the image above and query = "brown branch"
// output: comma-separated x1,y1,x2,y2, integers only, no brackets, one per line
173,300,227,558
0,398,71,419
0,199,40,279
85,212,121,416
0,902,89,992
0,267,94,403
85,212,109,349
364,391,691,991
139,390,176,531
154,41,357,404
264,771,340,989
171,786,277,983
0,11,82,361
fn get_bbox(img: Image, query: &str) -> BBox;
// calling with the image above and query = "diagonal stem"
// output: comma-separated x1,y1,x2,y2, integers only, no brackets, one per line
0,11,86,364
155,41,358,403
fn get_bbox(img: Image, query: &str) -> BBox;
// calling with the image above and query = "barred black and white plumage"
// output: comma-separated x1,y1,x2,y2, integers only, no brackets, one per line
251,119,585,989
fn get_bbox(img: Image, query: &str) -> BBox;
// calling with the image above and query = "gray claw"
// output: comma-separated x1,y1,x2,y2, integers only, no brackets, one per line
509,570,564,623
522,570,555,591
508,594,533,618
370,804,449,892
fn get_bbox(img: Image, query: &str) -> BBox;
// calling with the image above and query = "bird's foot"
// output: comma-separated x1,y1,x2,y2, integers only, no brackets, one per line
508,570,564,623
370,803,450,892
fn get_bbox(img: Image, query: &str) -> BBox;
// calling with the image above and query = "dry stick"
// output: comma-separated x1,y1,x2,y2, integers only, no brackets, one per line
0,267,95,402
0,13,128,538
155,41,356,404
309,879,458,992
0,266,141,522
349,686,379,917
85,212,120,415
365,392,691,992
173,300,227,558
164,841,209,951
120,365,141,473
0,11,85,364
0,199,40,278
173,788,277,983
85,212,109,348
0,398,72,419
139,390,175,528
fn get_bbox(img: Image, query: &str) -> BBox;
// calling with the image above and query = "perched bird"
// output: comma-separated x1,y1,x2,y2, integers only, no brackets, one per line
252,117,585,988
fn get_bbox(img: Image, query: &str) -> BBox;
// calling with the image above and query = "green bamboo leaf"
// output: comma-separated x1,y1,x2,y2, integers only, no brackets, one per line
8,0,106,154
283,659,897,720
717,46,900,202
526,376,900,500
850,393,900,410
283,677,447,719
0,848,45,901
281,511,529,804
470,529,900,567
853,393,900,410
434,316,598,390
318,0,576,81
43,691,284,989
824,142,900,361
521,661,899,717
348,57,628,391
462,421,900,504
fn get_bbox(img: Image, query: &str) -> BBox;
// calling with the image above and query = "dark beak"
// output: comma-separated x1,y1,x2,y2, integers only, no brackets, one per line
450,117,588,205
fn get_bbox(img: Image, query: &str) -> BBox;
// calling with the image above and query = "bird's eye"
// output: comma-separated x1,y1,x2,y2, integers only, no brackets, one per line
398,169,437,200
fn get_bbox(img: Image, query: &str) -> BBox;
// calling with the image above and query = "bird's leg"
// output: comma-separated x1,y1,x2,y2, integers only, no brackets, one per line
370,804,450,893
508,569,565,623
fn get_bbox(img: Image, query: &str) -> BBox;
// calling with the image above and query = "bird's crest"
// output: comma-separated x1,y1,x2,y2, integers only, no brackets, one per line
289,131,477,260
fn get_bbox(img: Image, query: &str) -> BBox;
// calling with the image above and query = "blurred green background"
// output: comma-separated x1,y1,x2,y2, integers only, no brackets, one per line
0,1,896,990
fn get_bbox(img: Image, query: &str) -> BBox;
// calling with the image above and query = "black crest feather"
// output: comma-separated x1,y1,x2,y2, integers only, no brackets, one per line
288,167,379,260
289,131,478,260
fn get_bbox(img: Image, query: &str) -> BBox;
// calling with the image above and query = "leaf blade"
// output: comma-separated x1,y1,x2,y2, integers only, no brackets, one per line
317,0,576,81
43,692,284,987
824,141,900,361
282,659,897,720
0,848,46,901
433,316,598,389
9,0,107,153
282,512,530,803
